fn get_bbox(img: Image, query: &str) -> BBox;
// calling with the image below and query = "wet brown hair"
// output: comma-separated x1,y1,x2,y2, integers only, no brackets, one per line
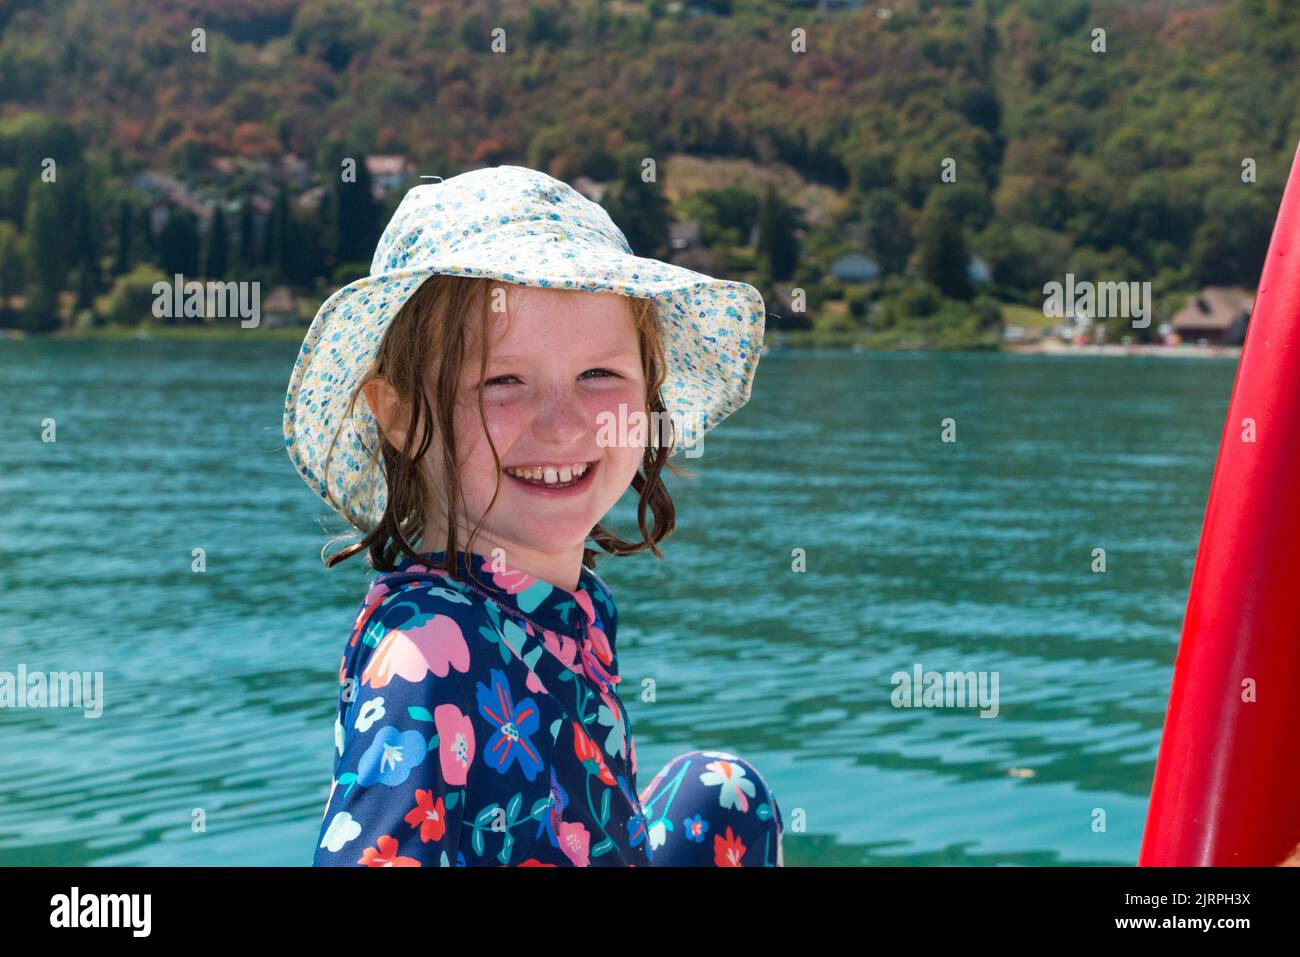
321,273,692,587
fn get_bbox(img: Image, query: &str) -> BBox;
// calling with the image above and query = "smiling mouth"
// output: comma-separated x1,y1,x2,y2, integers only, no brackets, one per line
503,461,594,489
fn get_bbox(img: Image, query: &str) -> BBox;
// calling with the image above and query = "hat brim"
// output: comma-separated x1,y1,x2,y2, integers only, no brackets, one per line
282,236,766,531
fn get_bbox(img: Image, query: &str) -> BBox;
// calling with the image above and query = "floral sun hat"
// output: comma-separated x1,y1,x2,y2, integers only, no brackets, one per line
282,163,767,532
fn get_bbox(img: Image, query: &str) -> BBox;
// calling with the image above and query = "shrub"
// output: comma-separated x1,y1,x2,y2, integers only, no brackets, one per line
102,263,169,326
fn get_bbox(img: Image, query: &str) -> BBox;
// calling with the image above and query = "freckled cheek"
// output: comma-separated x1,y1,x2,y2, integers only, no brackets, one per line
452,402,528,472
588,383,647,423
589,384,649,465
455,387,646,463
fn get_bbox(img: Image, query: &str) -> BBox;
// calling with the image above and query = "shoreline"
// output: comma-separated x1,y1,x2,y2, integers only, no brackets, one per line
0,326,1245,357
0,324,312,341
1002,341,1241,359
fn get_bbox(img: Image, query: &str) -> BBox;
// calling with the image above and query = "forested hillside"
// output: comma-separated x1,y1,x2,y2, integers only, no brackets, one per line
1,0,1297,346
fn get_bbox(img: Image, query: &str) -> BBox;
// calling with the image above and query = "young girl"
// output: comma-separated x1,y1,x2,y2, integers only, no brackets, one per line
283,165,783,866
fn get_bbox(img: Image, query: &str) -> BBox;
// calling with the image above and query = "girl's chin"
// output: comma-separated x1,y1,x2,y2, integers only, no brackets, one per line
507,520,602,544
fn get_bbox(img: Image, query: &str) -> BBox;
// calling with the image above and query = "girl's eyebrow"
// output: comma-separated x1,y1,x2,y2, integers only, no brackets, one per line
490,349,635,363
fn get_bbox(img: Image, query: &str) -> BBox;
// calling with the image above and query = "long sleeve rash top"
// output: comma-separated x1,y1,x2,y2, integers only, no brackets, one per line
313,547,648,867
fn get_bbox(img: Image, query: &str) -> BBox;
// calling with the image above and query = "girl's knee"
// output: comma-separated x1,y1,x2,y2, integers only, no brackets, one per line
693,750,782,817
647,748,782,812
727,753,784,840
641,747,784,866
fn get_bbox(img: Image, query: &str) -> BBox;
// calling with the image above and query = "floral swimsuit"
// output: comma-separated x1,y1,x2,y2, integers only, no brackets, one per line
313,548,784,866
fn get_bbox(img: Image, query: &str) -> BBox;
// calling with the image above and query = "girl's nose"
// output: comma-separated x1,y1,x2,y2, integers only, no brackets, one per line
530,386,589,442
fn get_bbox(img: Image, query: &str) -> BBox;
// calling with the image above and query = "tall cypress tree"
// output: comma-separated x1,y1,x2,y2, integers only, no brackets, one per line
262,184,292,280
72,183,101,308
23,185,70,331
335,155,379,268
862,189,912,276
158,208,199,284
601,160,671,258
277,186,295,282
237,195,256,272
316,188,336,276
0,223,22,313
114,199,133,276
915,207,974,301
260,191,277,274
756,183,798,283
205,203,228,278
296,204,325,283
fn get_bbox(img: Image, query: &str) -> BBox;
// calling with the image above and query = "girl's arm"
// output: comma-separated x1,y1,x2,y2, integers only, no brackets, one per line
313,603,478,867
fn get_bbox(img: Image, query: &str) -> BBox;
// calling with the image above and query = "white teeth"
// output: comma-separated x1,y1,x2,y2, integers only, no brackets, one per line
505,462,588,485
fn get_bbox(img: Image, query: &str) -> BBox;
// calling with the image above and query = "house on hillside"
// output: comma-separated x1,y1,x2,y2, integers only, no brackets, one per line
279,154,313,189
133,170,186,197
668,244,718,274
136,170,214,235
669,220,703,250
261,286,299,328
1170,287,1253,345
765,287,804,325
148,193,213,237
365,156,411,196
209,156,240,179
829,252,880,284
296,184,327,211
247,155,313,190
572,175,607,203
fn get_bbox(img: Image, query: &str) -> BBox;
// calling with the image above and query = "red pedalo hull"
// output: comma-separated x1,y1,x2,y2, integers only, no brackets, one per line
1138,141,1300,866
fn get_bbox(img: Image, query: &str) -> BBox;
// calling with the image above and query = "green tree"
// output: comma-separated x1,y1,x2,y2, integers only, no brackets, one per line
237,196,257,272
72,183,101,309
158,207,200,280
262,184,291,277
1190,187,1274,288
336,157,379,267
526,121,619,182
755,182,799,283
102,263,168,327
113,199,136,276
525,2,571,45
924,181,994,233
862,189,912,276
915,207,974,300
600,159,671,258
205,203,229,278
314,188,336,276
22,285,59,332
22,183,76,330
0,220,21,314
0,112,82,226
288,201,325,284
679,187,759,247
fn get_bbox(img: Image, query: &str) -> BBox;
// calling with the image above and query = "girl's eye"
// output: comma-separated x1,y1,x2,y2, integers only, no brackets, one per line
484,370,620,387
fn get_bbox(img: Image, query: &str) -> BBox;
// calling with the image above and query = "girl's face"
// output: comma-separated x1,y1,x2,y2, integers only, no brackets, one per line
429,284,648,566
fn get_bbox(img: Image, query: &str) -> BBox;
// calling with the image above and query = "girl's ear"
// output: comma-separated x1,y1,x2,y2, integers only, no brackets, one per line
363,376,412,453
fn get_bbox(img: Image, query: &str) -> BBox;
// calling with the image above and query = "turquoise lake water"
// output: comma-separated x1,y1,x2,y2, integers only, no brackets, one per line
0,339,1236,865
